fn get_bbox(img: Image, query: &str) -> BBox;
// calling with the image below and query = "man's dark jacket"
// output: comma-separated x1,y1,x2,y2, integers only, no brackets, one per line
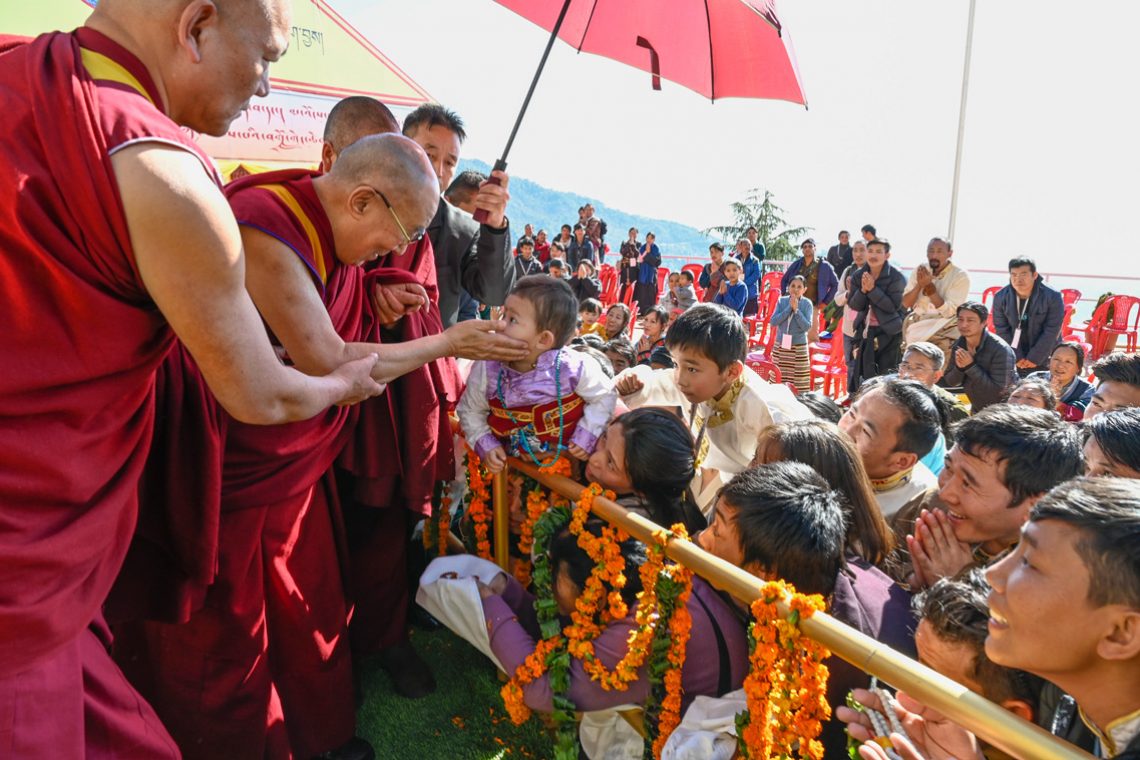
428,199,514,328
992,279,1064,368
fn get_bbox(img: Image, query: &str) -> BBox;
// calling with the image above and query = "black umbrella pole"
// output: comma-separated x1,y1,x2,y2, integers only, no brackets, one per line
474,0,573,224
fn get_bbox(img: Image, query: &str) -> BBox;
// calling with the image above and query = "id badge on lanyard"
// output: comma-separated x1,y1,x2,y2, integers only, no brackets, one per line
1014,295,1029,348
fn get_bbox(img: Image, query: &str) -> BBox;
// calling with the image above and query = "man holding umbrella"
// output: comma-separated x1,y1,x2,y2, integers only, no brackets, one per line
367,104,515,330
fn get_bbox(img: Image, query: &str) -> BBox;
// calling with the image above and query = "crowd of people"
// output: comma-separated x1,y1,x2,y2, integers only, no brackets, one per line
500,212,1107,427
3,4,1139,760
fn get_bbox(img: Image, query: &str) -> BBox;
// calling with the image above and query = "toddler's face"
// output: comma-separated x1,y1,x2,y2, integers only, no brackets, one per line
501,294,543,347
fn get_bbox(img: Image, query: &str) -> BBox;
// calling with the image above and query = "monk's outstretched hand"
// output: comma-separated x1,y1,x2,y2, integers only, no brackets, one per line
331,354,386,406
443,319,529,362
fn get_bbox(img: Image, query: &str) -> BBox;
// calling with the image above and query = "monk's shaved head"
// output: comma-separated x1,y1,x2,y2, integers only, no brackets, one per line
328,133,440,231
323,97,400,154
88,0,291,135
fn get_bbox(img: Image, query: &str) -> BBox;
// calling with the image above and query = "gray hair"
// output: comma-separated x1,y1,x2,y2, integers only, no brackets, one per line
904,341,946,372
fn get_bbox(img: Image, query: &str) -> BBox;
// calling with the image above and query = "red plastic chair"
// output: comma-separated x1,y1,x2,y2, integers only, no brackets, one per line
598,264,618,307
743,315,759,345
746,357,782,384
656,267,669,300
1099,295,1140,354
981,285,1002,332
756,287,781,324
809,334,847,399
682,263,704,286
1067,300,1112,359
1061,288,1082,308
760,271,783,294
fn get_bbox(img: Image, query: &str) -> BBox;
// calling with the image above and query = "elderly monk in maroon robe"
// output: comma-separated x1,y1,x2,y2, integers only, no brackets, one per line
115,135,528,760
311,95,474,700
0,1,388,756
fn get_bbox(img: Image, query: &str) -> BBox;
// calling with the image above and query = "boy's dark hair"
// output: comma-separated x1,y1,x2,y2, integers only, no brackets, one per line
1030,477,1140,609
915,569,1045,706
578,297,602,316
550,520,646,608
1092,351,1140,389
570,333,606,350
648,345,676,369
795,391,844,424
402,103,467,142
679,270,694,284
952,404,1084,507
561,224,572,233
839,229,849,237
517,237,535,251
1007,377,1057,410
1083,407,1140,474
570,345,614,378
956,301,989,323
721,462,847,596
550,241,567,254
510,275,579,347
665,304,747,372
861,224,876,236
444,170,484,202
709,242,725,253
603,338,636,368
1007,256,1037,273
857,376,944,458
867,237,892,253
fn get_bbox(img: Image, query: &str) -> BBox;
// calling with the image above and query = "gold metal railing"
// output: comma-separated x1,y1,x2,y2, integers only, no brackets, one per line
490,459,1095,760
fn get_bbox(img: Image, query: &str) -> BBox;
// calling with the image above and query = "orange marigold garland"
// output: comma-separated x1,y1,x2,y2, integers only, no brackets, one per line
501,485,698,760
464,446,493,560
501,500,577,759
515,458,572,586
643,525,694,760
735,580,831,760
422,481,452,557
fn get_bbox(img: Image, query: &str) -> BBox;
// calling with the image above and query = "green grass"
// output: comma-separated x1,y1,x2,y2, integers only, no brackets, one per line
356,627,555,760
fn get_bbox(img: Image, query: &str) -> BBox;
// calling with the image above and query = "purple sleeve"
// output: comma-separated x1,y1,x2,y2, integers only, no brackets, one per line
481,599,652,713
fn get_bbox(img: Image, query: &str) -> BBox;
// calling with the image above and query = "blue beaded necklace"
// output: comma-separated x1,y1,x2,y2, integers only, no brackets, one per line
495,350,566,468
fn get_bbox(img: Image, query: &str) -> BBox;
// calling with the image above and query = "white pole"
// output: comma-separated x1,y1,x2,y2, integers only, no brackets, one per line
948,0,977,242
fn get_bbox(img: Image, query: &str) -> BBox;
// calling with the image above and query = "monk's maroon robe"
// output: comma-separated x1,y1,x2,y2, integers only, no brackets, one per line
117,172,364,759
337,235,462,655
0,27,221,758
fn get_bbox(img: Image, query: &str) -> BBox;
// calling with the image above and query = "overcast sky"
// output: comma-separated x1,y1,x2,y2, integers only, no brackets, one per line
339,1,1139,277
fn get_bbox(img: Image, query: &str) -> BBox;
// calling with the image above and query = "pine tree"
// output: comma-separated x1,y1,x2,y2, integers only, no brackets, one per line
704,189,811,262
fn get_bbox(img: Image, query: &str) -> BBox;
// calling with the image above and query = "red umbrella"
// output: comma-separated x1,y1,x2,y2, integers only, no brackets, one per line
498,0,806,103
475,0,807,221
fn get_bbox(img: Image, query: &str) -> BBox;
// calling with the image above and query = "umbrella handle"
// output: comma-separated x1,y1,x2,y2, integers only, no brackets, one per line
473,158,509,225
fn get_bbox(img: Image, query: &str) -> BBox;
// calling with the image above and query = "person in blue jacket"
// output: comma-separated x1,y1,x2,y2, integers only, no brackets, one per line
713,258,748,315
781,238,838,307
734,238,762,316
991,256,1064,377
770,275,814,390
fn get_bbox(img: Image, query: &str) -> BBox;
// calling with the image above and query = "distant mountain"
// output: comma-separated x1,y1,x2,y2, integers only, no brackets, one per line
459,158,713,265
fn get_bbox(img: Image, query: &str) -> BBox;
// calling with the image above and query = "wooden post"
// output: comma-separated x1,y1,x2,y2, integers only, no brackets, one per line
492,470,511,571
509,458,1094,760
